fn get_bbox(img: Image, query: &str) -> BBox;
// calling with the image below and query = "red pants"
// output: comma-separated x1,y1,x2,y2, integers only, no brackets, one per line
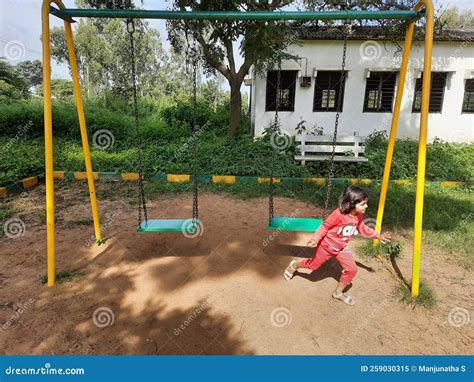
302,244,358,285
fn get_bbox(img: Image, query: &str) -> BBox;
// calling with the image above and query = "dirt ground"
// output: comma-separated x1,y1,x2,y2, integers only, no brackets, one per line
0,181,472,355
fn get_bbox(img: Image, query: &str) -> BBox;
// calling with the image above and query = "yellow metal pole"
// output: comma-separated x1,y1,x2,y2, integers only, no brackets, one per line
42,0,66,286
411,0,434,297
64,23,102,244
374,22,415,246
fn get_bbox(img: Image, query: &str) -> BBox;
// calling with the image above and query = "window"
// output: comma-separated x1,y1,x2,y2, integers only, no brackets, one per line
363,72,397,112
313,71,346,112
462,79,474,113
412,72,447,113
265,70,297,112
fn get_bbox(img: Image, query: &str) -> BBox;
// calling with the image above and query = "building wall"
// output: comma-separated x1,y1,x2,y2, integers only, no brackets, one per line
249,39,473,142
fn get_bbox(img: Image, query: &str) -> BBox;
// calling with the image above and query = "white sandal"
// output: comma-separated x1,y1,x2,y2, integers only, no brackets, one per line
332,292,355,306
283,260,298,281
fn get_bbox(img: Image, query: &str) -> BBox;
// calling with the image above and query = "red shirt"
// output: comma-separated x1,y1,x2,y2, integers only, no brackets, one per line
311,208,379,253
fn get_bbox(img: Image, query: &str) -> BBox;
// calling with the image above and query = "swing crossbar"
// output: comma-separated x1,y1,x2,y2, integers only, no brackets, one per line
51,9,423,22
267,217,323,233
137,219,201,233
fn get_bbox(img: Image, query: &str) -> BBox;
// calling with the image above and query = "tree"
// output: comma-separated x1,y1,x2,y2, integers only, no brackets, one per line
299,0,421,46
437,6,474,29
300,0,415,12
37,79,74,99
167,0,297,136
15,60,43,92
301,1,474,33
49,18,165,97
200,77,228,109
0,58,28,101
49,0,164,98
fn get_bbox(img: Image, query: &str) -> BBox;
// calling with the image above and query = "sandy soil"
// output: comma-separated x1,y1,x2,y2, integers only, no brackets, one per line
0,182,472,355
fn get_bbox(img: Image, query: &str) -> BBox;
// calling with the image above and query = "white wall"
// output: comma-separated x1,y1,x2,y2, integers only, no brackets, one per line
249,39,474,143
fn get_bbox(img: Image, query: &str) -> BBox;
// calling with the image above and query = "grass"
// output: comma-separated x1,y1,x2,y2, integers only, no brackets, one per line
358,240,403,260
395,280,437,309
39,269,84,284
0,204,17,221
65,218,94,228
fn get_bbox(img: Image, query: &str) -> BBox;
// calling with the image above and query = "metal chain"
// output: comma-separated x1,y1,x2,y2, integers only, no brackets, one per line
269,58,282,224
323,22,348,217
127,18,148,227
191,41,199,225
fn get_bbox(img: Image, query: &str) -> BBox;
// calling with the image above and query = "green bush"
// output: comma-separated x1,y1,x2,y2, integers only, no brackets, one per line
0,99,473,185
0,98,133,143
305,131,473,182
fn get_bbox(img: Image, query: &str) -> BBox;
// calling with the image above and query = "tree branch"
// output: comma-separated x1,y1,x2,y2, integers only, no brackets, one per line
223,37,236,74
196,34,231,81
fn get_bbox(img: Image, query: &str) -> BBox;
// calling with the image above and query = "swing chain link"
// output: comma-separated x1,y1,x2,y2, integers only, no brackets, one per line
191,47,199,225
127,17,148,227
323,22,348,218
185,25,200,225
269,58,282,224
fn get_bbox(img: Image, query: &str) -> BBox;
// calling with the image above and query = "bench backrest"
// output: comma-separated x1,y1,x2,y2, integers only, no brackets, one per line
295,134,367,158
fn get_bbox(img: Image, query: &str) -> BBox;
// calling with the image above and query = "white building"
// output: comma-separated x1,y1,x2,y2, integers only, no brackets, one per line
247,26,474,143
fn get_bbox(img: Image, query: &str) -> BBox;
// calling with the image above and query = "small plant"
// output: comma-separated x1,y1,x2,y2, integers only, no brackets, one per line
310,124,324,136
359,240,384,258
386,242,403,259
39,269,84,284
0,205,16,221
359,240,402,260
295,119,307,135
395,280,437,309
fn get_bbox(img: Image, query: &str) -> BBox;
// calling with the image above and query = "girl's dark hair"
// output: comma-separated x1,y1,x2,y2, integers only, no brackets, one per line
338,186,369,214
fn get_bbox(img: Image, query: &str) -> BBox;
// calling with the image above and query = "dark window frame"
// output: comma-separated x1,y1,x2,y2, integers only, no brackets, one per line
412,72,448,113
265,70,298,112
462,78,474,113
313,71,346,112
363,71,397,113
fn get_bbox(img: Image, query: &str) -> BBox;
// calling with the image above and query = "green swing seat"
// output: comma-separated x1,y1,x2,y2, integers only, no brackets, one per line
137,219,201,233
267,217,323,233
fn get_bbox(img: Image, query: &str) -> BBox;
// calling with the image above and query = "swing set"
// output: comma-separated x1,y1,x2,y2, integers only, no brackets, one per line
42,0,435,298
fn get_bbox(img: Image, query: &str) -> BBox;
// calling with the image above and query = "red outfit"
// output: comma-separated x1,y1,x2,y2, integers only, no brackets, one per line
302,208,379,284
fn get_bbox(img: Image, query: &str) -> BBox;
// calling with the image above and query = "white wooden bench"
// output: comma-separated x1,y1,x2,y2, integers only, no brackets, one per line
295,134,368,165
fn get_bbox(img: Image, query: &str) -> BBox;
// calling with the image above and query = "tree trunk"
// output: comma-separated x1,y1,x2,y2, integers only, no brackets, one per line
228,81,242,136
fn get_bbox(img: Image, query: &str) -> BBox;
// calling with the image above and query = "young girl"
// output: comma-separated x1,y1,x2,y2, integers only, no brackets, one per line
283,185,390,305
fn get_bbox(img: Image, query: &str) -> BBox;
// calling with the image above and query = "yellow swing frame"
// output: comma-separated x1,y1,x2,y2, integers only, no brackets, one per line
41,0,434,298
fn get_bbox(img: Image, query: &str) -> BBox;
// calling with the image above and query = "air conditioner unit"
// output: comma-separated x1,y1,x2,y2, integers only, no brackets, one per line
300,76,311,87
